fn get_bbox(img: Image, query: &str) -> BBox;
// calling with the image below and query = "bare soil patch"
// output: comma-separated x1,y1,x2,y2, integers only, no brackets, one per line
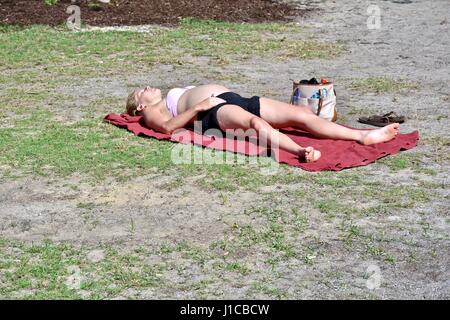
0,0,307,26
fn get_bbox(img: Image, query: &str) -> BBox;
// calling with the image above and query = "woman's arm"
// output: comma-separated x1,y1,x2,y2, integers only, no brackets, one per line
144,97,225,134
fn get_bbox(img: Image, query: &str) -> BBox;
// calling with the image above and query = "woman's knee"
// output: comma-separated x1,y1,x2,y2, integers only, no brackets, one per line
249,116,270,131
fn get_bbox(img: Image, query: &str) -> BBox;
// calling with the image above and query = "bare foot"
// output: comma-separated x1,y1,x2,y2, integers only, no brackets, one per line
361,123,400,145
299,146,321,163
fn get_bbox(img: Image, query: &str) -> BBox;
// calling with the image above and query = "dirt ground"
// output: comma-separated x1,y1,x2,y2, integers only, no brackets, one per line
0,0,305,26
0,0,449,299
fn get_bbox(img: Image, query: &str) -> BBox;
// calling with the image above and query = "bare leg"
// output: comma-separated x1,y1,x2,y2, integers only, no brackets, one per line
216,104,321,162
259,97,399,144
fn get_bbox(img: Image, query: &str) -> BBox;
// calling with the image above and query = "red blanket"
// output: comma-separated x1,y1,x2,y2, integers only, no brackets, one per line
104,113,419,171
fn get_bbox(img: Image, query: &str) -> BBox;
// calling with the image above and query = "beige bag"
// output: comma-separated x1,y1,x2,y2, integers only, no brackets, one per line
290,80,337,122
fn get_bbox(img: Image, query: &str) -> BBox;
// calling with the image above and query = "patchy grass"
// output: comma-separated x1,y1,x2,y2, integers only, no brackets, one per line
350,76,418,93
248,282,289,299
0,163,442,299
424,135,450,148
0,19,344,76
0,110,174,180
0,239,166,299
423,135,450,163
166,18,345,61
378,152,437,175
211,205,307,262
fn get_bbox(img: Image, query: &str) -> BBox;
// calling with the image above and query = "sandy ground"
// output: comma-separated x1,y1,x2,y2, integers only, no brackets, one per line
0,0,449,299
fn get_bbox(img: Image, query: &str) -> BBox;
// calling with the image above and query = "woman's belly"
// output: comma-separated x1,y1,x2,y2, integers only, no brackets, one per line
177,84,230,115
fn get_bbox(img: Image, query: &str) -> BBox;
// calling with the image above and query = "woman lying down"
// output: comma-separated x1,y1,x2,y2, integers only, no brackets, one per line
126,84,400,163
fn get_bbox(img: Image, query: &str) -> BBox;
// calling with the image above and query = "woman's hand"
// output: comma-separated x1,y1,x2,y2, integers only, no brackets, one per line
194,96,227,112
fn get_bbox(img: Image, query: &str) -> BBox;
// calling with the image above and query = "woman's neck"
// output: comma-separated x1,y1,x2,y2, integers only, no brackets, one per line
140,98,167,116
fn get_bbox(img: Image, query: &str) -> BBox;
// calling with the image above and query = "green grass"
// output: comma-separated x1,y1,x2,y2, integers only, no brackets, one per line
77,202,96,210
0,240,84,299
0,168,441,299
350,76,418,93
249,282,289,299
0,240,168,299
0,19,344,76
224,262,250,275
210,205,305,262
378,152,437,175
158,241,211,266
0,110,175,180
424,135,450,148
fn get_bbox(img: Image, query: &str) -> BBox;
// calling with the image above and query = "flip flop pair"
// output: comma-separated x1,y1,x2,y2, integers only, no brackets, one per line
358,111,405,127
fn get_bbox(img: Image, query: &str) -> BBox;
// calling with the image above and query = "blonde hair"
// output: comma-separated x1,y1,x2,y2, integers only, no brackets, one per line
126,89,139,116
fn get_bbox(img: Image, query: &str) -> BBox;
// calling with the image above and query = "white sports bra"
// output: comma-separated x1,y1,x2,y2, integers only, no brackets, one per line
166,86,195,117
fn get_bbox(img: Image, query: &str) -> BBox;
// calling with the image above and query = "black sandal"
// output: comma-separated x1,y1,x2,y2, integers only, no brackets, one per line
358,111,405,127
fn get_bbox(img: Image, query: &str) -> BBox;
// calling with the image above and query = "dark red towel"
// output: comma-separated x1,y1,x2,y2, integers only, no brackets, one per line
104,113,419,171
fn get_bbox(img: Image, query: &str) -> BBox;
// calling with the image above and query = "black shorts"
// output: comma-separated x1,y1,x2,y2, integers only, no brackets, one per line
196,92,261,133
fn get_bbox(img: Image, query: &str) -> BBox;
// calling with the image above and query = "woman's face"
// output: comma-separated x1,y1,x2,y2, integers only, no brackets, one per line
136,86,162,107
